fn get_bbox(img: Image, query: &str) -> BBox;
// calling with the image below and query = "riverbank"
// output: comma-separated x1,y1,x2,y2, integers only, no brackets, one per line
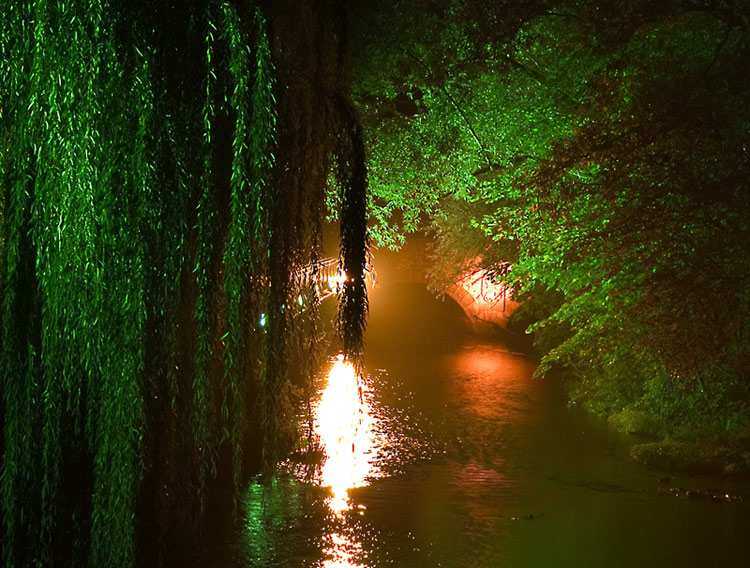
602,410,750,476
523,355,750,478
628,435,750,477
523,337,750,478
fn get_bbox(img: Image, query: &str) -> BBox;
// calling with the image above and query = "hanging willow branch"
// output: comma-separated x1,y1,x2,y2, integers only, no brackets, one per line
1,1,363,565
0,1,148,565
192,2,218,500
336,95,369,364
221,0,276,494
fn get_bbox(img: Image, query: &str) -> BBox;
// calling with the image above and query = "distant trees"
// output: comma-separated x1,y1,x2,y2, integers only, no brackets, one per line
352,0,750,432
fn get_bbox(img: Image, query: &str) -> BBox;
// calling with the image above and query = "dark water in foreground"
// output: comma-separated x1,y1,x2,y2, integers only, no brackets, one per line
230,284,750,567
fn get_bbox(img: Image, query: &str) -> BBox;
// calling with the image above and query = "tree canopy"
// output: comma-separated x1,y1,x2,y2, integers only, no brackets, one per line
351,0,750,433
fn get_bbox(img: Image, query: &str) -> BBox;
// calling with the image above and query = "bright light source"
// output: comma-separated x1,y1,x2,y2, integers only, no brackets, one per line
458,269,508,305
327,270,348,290
314,354,376,514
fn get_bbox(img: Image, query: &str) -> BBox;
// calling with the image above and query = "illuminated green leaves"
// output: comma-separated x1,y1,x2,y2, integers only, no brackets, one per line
1,1,285,565
354,0,750,434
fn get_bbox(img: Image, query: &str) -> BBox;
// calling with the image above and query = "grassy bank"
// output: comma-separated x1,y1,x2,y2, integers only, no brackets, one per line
559,364,750,476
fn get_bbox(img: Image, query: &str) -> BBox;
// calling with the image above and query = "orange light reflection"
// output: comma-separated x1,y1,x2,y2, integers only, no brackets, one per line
314,355,377,512
313,354,378,567
322,533,364,568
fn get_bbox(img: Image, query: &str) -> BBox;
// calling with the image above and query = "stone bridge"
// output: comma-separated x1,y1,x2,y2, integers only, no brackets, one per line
309,231,520,333
364,235,520,334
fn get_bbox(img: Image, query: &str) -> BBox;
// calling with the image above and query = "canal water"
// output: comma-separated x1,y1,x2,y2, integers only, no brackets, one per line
234,283,750,567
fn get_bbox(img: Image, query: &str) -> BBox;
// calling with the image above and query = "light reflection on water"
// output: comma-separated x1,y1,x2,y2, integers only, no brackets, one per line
314,355,380,514
238,286,750,568
322,532,364,568
313,354,381,566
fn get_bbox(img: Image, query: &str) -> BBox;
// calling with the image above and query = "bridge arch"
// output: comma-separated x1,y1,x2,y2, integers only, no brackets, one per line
364,237,520,334
443,270,520,333
309,230,521,334
305,256,519,333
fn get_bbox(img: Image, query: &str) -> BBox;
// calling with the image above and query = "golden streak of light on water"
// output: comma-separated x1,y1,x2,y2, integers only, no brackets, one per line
313,354,380,567
314,355,377,513
323,533,364,568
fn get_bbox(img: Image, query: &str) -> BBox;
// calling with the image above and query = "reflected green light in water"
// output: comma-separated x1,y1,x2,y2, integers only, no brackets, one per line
243,479,329,567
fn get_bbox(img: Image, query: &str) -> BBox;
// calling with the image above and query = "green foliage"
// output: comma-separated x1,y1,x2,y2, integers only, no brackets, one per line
353,0,750,438
630,439,750,475
0,1,146,564
1,1,369,566
608,410,665,438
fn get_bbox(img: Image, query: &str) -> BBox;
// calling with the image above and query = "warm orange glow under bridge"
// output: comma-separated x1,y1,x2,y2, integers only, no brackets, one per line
301,253,519,332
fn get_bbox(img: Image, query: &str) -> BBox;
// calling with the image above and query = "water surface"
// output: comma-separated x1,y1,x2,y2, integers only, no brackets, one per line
239,283,750,568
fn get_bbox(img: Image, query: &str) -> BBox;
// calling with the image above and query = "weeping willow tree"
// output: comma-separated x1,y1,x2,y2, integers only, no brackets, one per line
0,1,368,566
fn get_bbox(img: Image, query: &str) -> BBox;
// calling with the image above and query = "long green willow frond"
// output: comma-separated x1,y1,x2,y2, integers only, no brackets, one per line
1,2,367,566
221,1,277,492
